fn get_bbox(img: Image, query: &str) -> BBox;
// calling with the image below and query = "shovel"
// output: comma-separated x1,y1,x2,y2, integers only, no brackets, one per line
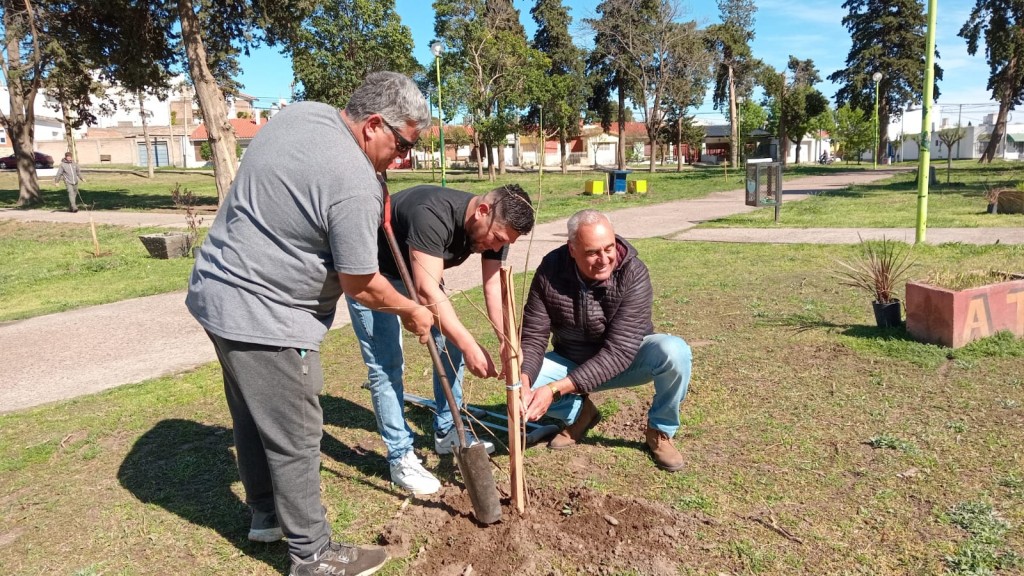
381,208,503,525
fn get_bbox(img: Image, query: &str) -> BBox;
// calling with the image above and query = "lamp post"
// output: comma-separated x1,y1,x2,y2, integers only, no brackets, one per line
429,91,436,182
872,71,882,170
431,41,446,187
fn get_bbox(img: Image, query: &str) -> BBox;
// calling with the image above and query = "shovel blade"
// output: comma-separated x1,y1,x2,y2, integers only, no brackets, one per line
455,442,502,524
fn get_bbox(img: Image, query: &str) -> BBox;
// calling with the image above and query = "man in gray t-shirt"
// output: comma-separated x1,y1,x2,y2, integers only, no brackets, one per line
186,72,432,576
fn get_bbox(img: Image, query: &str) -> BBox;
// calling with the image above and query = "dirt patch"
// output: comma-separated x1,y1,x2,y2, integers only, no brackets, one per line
383,485,702,575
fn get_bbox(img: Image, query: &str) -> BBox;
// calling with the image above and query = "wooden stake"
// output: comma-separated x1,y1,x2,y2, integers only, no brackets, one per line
88,212,100,257
500,267,526,513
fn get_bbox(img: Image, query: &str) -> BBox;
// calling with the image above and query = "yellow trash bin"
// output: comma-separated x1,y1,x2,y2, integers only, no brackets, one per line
627,180,648,194
584,180,605,195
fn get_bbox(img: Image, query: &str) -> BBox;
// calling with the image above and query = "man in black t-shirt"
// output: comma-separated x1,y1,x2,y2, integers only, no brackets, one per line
345,184,534,495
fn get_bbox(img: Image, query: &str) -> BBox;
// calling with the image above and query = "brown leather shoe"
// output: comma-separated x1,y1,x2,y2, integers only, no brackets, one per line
548,397,601,450
645,427,684,472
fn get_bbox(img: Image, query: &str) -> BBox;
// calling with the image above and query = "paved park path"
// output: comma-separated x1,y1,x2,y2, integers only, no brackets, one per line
1,168,1020,413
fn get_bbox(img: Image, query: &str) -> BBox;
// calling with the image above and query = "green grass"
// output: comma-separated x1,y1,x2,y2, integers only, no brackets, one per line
0,220,201,321
0,170,220,211
2,163,844,223
2,240,1023,574
382,164,792,224
703,159,1024,228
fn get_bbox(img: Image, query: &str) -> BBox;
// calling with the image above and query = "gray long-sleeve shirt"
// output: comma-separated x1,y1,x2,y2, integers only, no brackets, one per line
54,160,84,185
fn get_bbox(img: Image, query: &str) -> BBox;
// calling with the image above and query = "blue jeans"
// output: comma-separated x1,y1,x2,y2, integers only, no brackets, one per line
345,277,464,464
531,334,692,437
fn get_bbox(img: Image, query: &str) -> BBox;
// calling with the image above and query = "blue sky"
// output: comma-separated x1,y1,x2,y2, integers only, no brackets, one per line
237,0,996,125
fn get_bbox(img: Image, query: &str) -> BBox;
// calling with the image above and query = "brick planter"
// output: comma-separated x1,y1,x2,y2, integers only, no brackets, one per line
139,232,189,259
905,279,1024,348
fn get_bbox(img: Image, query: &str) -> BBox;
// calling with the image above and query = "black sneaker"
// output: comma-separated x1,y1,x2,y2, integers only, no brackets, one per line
289,540,389,576
248,510,284,542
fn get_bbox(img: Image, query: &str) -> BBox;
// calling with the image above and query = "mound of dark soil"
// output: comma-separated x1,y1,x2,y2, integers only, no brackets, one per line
382,484,708,575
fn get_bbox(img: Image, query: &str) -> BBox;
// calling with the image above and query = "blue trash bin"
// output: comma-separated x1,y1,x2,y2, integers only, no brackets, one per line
607,170,631,194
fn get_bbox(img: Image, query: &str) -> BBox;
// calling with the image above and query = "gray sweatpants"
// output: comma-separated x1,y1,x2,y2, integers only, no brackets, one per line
65,183,79,210
207,331,330,560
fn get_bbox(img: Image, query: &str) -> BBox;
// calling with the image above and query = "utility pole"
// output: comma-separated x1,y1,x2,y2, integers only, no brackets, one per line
915,0,937,244
957,103,963,159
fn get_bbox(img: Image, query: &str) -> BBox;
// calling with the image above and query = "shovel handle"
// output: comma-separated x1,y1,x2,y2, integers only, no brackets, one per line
382,223,470,450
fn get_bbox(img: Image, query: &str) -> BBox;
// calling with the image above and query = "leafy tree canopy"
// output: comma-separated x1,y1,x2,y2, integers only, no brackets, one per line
291,0,418,108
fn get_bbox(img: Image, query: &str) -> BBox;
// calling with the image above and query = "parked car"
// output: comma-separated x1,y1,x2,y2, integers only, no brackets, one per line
0,151,55,169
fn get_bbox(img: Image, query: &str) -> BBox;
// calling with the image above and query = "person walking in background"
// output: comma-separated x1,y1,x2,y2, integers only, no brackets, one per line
53,152,84,213
519,209,693,473
186,72,434,576
347,183,534,496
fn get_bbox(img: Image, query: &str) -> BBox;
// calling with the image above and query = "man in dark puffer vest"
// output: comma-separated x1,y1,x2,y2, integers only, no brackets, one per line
519,209,692,472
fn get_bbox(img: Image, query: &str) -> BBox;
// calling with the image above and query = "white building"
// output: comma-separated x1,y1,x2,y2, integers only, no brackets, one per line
890,108,1021,161
0,87,79,150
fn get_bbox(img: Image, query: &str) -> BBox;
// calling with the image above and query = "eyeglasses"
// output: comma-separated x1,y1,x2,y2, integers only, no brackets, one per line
381,118,417,155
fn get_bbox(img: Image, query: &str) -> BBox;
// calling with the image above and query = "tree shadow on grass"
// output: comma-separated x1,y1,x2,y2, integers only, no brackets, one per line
841,324,916,341
320,394,491,516
0,187,220,211
117,419,287,573
319,394,411,499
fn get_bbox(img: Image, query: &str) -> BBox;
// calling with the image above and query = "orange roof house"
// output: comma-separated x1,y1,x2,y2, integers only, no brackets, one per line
189,117,266,142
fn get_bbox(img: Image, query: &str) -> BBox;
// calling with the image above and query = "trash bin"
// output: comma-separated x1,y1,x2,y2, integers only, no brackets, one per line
607,170,631,194
744,160,783,223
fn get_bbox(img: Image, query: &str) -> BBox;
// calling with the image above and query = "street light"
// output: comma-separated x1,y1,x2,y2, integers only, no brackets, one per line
872,71,882,170
430,40,446,187
429,90,436,182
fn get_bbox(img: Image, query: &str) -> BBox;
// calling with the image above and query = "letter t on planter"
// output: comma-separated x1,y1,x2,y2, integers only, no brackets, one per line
906,279,1024,348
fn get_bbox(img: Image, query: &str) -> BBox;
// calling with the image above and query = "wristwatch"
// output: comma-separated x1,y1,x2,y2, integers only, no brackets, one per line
547,383,561,401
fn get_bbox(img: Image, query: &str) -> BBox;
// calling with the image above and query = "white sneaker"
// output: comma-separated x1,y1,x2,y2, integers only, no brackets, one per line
434,427,495,455
389,451,441,496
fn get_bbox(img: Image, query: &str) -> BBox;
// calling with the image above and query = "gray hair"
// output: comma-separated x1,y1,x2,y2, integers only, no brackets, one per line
567,209,611,242
345,72,430,131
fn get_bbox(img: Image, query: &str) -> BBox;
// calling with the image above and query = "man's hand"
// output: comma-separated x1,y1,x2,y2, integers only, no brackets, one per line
496,340,512,380
463,343,497,378
524,382,555,422
519,374,533,416
399,305,433,344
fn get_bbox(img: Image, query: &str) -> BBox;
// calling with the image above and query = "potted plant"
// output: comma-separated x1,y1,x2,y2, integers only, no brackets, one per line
170,183,204,256
138,183,204,259
834,236,915,328
906,270,1024,348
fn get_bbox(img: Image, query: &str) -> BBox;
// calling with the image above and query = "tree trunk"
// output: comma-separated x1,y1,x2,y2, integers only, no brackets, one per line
178,0,236,204
648,137,655,173
61,102,78,161
616,82,625,170
981,101,1010,163
486,142,496,181
139,91,155,178
676,117,683,172
2,8,42,206
559,130,568,175
728,65,738,168
472,118,484,178
497,136,505,176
